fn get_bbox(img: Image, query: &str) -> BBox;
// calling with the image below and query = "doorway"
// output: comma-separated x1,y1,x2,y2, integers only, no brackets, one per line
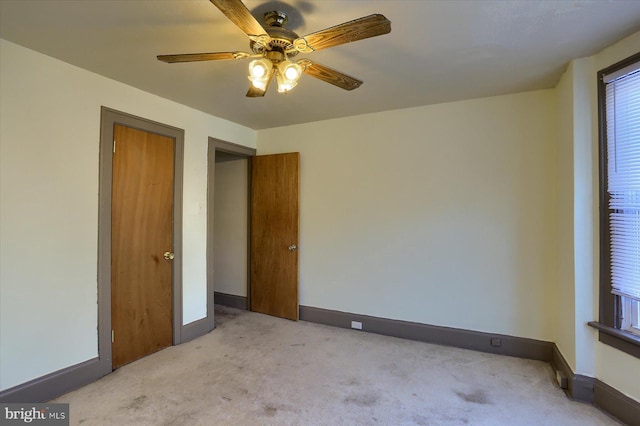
207,139,256,314
207,141,300,322
98,107,184,374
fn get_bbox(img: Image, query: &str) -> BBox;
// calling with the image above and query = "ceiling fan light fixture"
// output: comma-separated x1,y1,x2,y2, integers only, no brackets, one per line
159,3,391,98
248,58,273,89
276,60,303,93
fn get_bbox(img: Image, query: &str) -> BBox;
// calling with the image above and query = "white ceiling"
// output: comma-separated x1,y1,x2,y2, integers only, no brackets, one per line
1,0,640,130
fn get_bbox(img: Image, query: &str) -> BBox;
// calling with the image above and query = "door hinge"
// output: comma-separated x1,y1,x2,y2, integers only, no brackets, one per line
113,140,116,153
111,329,114,343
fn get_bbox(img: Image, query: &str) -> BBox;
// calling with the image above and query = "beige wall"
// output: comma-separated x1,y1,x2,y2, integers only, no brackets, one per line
258,90,558,341
554,55,599,377
213,158,249,297
554,60,577,370
0,40,255,391
571,55,598,378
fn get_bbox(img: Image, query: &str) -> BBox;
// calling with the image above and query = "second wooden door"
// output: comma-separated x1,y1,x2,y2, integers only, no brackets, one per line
250,153,300,320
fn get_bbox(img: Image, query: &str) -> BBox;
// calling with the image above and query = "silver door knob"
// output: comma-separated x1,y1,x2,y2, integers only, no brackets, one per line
288,245,297,252
163,251,175,260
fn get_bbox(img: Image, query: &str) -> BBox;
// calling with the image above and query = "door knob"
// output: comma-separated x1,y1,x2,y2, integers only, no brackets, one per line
163,251,175,260
288,244,297,252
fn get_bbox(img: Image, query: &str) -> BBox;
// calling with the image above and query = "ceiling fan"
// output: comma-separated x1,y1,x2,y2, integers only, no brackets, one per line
157,0,391,97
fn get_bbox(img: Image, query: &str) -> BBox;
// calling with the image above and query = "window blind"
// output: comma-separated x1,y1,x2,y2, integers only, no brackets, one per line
605,65,640,302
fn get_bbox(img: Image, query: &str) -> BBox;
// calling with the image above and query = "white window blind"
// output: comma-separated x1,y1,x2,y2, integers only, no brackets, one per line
605,64,640,302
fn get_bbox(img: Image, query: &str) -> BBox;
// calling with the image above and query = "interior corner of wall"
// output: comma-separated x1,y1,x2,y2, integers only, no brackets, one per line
573,321,597,376
554,339,577,373
564,58,576,78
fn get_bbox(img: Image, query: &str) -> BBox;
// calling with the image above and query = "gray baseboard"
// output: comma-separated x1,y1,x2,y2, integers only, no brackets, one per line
214,292,248,310
594,379,640,426
181,316,214,343
551,344,595,402
572,375,596,403
299,305,553,362
0,357,102,403
0,316,214,404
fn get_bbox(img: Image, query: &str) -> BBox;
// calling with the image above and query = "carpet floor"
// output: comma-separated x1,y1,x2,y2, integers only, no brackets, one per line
53,305,622,425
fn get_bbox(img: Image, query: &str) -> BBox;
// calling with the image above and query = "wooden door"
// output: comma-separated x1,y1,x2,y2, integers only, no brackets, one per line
250,153,300,320
111,124,174,369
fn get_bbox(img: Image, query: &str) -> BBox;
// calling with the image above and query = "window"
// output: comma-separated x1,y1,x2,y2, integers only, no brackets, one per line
622,298,640,336
592,51,640,357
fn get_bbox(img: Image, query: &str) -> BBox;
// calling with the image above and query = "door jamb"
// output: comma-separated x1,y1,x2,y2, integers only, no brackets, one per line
98,107,184,375
206,138,256,323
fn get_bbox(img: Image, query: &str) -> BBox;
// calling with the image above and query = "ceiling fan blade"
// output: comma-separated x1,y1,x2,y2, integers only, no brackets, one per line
246,68,276,97
293,14,391,53
157,52,250,63
210,0,270,44
298,60,363,91
246,86,266,97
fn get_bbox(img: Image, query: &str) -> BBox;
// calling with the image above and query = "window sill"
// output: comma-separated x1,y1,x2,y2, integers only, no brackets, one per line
588,321,640,359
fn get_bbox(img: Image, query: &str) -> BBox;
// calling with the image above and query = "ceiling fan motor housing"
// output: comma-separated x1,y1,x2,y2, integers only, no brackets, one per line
264,11,287,27
250,11,299,59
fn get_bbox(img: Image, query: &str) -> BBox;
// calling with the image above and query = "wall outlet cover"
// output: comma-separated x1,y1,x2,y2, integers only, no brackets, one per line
351,321,363,330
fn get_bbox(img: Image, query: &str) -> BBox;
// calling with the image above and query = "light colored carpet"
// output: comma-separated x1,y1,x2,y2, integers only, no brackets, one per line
53,305,621,425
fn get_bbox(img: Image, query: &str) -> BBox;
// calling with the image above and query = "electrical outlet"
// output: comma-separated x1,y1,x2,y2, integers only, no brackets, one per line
490,338,502,347
351,321,363,330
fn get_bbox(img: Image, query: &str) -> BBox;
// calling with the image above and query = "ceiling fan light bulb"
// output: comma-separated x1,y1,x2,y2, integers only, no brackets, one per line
284,66,301,80
276,72,297,93
248,58,272,79
278,61,302,83
252,66,266,78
